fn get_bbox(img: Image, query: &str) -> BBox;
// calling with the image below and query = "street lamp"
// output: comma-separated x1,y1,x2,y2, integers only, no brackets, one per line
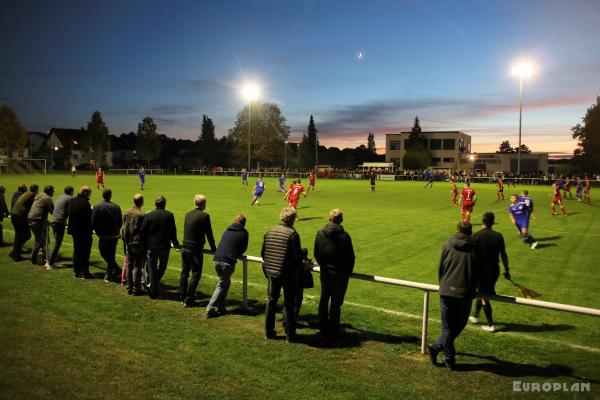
284,141,288,171
511,61,534,175
315,133,319,170
242,82,261,170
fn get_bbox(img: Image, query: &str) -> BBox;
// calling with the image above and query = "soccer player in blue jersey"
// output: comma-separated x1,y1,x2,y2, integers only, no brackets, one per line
576,177,584,202
278,175,286,192
241,169,248,186
424,170,434,188
509,194,538,249
138,167,146,191
250,176,265,206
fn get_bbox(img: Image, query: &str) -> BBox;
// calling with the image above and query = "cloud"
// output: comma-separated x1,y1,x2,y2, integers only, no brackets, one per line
149,104,198,115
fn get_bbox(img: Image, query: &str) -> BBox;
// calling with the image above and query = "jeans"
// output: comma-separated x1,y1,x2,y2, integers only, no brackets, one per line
126,244,145,293
265,275,297,336
29,220,47,264
319,274,350,338
430,296,472,365
207,261,235,312
48,223,65,265
10,214,31,256
98,237,119,279
72,234,92,276
179,248,204,304
146,247,170,298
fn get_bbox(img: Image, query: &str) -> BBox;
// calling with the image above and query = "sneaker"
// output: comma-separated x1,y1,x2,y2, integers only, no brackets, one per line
530,241,538,249
81,273,94,280
45,263,57,270
265,331,277,340
481,325,496,333
469,316,479,324
444,360,457,370
427,345,439,366
285,333,299,343
206,309,219,319
184,301,198,308
73,273,82,279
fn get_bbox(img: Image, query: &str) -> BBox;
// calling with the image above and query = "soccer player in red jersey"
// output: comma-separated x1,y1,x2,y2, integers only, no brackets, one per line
459,182,477,222
307,171,316,192
450,179,458,206
583,176,592,204
496,176,504,200
96,167,105,190
550,182,568,216
284,178,307,217
563,176,573,200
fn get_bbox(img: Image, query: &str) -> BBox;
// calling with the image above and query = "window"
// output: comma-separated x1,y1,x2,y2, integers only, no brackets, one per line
443,139,455,150
443,157,455,163
390,141,401,150
429,139,442,150
431,157,441,166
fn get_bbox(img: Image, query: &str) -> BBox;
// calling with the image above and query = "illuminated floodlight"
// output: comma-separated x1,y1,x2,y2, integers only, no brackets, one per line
469,154,475,161
241,83,261,102
511,62,534,78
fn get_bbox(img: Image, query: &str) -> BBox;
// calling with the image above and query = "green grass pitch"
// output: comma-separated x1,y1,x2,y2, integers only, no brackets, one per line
0,173,598,399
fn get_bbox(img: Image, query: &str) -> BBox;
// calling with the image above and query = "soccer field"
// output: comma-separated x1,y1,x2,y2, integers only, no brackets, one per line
0,173,598,399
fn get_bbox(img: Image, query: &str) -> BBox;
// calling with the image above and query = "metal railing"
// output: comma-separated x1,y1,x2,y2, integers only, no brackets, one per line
204,250,600,354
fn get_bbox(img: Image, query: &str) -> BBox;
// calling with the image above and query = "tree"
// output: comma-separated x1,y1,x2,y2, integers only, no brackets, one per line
136,116,161,164
198,114,217,165
0,106,28,157
514,144,531,154
367,131,377,159
298,115,318,168
497,140,514,153
81,111,110,165
405,116,426,149
402,147,431,170
227,103,290,166
572,97,600,172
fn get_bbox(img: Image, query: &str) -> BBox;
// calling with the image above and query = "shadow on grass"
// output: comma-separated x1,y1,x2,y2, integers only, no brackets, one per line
298,217,321,222
535,236,561,242
536,243,557,249
455,353,599,382
495,323,574,333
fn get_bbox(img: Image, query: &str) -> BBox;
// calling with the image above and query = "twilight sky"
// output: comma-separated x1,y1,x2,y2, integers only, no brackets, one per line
1,0,599,156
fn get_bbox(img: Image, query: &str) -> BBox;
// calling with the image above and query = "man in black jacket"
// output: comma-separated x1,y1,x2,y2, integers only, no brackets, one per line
261,207,303,342
28,185,54,265
180,194,216,307
206,213,248,318
314,208,355,343
140,195,179,299
429,221,479,370
9,184,39,261
11,184,27,210
0,185,10,246
92,189,123,282
68,186,94,279
122,193,146,295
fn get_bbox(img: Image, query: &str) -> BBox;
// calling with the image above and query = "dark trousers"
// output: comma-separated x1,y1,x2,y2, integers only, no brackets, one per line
48,223,65,265
265,275,297,336
180,248,204,304
319,274,350,338
146,247,170,298
98,237,119,279
10,214,31,256
0,221,4,244
29,220,47,264
430,296,472,364
125,244,145,293
72,234,92,276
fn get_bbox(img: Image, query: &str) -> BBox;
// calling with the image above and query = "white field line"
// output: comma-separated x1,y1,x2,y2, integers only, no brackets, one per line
4,229,600,354
534,228,600,237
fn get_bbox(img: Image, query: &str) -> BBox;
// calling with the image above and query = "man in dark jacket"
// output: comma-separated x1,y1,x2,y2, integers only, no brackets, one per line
261,207,303,342
9,184,39,261
206,213,248,318
0,185,10,246
92,189,123,282
28,185,54,265
47,186,74,269
429,221,479,370
140,195,179,299
180,194,216,307
11,184,27,210
68,186,94,279
469,212,510,333
314,208,355,343
122,193,146,295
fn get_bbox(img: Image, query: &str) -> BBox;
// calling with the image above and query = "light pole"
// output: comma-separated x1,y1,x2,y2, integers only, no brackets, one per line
242,83,261,171
315,133,319,170
284,140,288,171
511,62,533,175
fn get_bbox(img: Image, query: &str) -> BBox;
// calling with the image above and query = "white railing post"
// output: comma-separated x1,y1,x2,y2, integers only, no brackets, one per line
421,291,430,354
242,256,248,309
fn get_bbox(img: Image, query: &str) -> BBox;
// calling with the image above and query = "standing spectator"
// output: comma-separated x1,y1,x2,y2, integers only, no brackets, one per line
0,186,10,246
180,195,217,307
47,186,74,269
11,184,27,210
68,186,94,279
27,185,55,265
261,208,303,342
71,165,76,178
140,196,180,299
428,221,479,370
9,184,39,262
206,213,248,318
91,189,123,282
314,209,355,344
469,212,510,333
121,194,146,296
96,167,105,190
370,173,376,193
